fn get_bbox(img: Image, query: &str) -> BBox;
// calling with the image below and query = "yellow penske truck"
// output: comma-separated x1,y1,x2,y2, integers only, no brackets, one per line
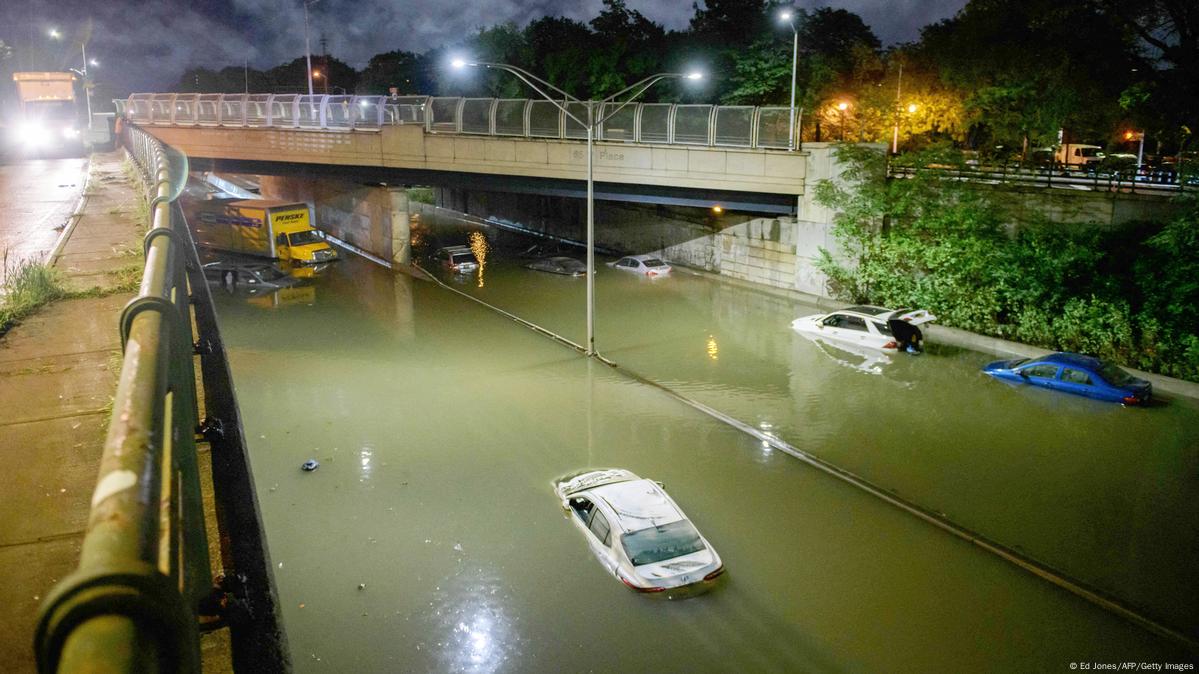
188,199,338,265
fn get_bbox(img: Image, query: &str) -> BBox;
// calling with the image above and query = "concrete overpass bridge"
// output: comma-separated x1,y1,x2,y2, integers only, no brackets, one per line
116,93,815,215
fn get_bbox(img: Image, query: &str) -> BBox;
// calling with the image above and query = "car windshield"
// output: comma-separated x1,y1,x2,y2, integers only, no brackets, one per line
621,519,705,566
1080,148,1103,157
1098,363,1135,386
642,259,667,268
288,230,322,246
451,253,476,264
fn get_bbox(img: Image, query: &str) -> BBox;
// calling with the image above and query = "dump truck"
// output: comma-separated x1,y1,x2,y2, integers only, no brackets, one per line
187,199,338,265
8,72,82,153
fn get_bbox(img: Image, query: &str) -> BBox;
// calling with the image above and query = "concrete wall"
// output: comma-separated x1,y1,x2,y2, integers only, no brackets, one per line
259,176,409,264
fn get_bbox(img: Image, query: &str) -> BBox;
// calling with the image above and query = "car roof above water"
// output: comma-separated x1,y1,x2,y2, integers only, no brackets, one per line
591,479,684,534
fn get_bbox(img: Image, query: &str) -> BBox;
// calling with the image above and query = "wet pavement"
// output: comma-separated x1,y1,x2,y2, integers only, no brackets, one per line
0,155,86,285
0,152,151,672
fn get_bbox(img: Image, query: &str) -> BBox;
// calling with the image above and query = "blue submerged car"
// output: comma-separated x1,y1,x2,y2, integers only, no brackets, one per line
981,352,1152,405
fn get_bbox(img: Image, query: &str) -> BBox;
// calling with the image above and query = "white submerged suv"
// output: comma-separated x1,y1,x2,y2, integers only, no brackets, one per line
554,469,724,592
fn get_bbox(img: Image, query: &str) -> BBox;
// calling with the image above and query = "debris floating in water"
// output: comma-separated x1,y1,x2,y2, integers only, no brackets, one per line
301,460,320,472
358,583,366,591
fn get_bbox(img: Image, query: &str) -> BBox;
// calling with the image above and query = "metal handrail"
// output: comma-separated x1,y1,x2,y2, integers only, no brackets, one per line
35,125,212,673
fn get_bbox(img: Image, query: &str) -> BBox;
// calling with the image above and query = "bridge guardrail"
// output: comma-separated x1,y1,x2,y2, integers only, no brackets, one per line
888,160,1197,195
118,92,798,150
34,126,212,672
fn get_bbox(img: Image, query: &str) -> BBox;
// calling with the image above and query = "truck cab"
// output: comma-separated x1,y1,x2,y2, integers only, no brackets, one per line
188,199,338,265
269,217,338,265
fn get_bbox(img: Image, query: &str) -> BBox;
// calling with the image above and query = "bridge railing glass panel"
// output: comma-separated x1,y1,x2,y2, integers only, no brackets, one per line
429,97,462,133
324,95,354,128
242,94,269,127
268,94,298,128
599,102,637,142
196,94,222,125
173,94,199,125
297,95,325,128
386,96,426,125
714,106,753,147
674,105,713,145
528,100,562,138
352,96,384,129
150,94,175,124
564,102,591,139
639,104,672,143
221,94,249,126
756,107,792,149
461,98,493,134
127,94,153,124
494,100,527,136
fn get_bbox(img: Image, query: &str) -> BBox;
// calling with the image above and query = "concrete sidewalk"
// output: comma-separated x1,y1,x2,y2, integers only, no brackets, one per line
0,150,149,672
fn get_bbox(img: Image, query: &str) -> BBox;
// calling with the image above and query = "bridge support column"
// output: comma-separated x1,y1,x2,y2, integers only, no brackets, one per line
388,187,410,266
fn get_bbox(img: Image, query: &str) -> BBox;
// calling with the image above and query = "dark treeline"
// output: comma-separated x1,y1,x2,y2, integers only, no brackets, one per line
172,0,1196,157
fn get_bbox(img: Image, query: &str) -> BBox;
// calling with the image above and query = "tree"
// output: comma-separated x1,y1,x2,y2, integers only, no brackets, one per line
358,50,424,95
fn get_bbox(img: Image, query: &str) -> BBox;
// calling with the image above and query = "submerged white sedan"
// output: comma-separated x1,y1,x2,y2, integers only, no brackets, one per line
791,305,936,353
607,254,672,277
554,469,724,592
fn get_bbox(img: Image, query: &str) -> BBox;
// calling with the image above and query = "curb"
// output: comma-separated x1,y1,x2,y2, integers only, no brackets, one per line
46,156,94,267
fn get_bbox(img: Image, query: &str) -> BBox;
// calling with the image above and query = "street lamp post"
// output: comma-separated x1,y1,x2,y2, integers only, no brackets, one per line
303,0,322,96
451,60,700,356
891,63,903,154
837,101,849,141
779,10,799,151
51,29,94,132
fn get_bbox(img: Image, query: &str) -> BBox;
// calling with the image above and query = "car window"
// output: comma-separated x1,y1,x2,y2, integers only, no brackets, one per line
1022,364,1059,379
1098,363,1134,386
570,497,595,525
873,321,892,336
621,259,637,268
451,253,475,264
643,258,667,268
1061,368,1092,385
621,520,705,566
838,315,868,332
589,510,612,546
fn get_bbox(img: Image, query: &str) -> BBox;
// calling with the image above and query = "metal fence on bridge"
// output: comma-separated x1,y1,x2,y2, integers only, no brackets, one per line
115,93,800,150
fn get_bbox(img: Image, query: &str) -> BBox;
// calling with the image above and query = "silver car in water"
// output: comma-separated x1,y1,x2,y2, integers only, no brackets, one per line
554,469,724,592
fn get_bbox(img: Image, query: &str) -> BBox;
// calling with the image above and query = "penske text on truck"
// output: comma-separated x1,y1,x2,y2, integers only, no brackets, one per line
187,199,338,265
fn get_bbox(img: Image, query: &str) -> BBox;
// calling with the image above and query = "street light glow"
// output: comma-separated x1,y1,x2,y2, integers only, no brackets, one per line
837,101,849,111
89,59,99,67
907,103,917,113
685,71,703,80
451,58,467,69
48,28,61,39
779,10,792,21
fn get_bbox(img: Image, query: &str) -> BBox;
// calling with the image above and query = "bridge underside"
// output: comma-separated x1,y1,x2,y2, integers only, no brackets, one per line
189,158,797,215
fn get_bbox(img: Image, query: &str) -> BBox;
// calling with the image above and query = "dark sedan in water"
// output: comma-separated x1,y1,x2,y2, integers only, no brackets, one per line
982,352,1151,405
525,256,587,276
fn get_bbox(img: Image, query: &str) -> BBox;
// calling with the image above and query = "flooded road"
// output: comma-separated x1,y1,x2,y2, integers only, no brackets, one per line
210,214,1197,671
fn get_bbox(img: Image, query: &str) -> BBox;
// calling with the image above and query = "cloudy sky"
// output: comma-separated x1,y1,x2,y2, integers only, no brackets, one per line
2,0,968,94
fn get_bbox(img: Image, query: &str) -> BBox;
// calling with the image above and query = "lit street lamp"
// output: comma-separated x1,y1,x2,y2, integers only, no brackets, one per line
303,0,322,96
836,101,849,141
451,59,702,356
778,9,800,151
51,28,94,132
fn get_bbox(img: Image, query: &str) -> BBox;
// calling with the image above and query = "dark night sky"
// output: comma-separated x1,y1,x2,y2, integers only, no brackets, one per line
1,0,969,95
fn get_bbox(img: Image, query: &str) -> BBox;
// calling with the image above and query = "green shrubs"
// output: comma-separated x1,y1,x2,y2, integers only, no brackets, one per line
0,253,66,335
815,145,1199,382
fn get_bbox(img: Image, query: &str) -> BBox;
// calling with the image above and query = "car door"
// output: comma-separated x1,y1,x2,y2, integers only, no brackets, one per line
1019,363,1061,391
586,507,618,573
1059,367,1103,400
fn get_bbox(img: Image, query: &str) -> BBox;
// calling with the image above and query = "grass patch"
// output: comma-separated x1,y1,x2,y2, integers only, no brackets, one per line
0,252,67,336
408,187,435,205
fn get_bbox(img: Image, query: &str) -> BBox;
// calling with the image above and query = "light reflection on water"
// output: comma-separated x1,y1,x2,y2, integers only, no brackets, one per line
211,219,1197,670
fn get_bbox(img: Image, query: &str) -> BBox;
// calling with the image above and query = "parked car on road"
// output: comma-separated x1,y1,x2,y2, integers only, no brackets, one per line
608,254,672,277
791,306,936,353
981,352,1151,405
554,469,724,592
526,256,587,276
436,245,479,273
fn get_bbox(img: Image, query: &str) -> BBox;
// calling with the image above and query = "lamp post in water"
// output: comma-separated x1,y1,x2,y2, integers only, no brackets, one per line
451,59,702,356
